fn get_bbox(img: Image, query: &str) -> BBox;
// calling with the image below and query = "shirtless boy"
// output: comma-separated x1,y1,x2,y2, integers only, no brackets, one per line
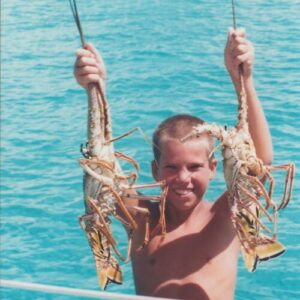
74,28,273,300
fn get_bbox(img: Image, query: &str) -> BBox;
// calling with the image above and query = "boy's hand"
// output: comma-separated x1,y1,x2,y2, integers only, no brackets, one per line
224,28,254,87
74,43,106,90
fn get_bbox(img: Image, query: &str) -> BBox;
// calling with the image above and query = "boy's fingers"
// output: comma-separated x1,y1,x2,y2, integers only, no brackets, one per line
236,27,246,37
76,56,98,68
85,43,103,61
230,37,250,54
232,27,246,38
77,74,101,87
85,42,98,53
85,74,101,83
227,27,234,37
234,52,252,67
231,44,247,56
75,66,100,76
76,48,95,58
233,36,248,45
227,27,234,45
228,27,245,38
227,28,247,52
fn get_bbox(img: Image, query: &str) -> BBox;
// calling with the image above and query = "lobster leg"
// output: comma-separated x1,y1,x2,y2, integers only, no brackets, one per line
241,173,277,210
115,151,140,173
267,163,295,209
236,181,273,222
150,185,169,237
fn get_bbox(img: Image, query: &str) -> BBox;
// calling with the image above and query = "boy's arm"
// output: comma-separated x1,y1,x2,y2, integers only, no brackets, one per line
224,28,273,165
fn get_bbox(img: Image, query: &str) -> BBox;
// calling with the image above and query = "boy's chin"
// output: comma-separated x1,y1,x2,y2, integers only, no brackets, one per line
168,197,200,211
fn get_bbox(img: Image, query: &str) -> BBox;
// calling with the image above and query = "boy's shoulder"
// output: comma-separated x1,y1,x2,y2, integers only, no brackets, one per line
212,191,230,214
146,200,160,220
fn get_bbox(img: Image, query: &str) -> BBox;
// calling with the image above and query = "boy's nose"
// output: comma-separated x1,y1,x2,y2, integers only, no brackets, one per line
176,169,191,183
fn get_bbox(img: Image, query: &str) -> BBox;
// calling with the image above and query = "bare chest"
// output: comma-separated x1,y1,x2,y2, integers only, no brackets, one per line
145,222,237,273
132,214,240,297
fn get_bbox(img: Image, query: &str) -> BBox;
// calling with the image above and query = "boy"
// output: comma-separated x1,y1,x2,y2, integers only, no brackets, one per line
74,28,273,300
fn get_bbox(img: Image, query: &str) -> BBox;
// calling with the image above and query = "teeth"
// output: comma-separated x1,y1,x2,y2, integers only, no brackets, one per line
174,189,193,195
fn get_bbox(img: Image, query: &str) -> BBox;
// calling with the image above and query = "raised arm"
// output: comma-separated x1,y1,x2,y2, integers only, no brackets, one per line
224,28,273,165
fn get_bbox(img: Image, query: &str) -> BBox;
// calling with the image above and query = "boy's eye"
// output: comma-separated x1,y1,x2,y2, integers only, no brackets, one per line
189,164,204,171
165,165,177,170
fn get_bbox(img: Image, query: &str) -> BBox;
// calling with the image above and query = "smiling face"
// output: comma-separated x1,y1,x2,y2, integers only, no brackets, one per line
152,137,217,212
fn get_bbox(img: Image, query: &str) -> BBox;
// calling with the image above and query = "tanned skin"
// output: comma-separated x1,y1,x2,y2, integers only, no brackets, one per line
74,28,273,300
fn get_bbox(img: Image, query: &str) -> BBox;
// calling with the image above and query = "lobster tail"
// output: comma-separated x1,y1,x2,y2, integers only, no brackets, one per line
98,265,122,290
88,227,123,289
242,238,285,272
255,238,285,262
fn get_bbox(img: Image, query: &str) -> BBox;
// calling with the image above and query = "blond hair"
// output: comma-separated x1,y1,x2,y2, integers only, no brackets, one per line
152,114,215,162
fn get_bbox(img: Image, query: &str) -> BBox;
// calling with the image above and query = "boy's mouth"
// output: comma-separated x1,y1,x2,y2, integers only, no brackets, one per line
173,188,194,196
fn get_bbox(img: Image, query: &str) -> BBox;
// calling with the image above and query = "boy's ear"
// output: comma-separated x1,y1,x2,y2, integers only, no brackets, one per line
151,160,159,181
209,159,218,180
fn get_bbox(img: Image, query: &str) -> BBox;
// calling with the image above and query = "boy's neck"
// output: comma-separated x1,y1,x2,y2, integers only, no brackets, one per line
165,200,211,230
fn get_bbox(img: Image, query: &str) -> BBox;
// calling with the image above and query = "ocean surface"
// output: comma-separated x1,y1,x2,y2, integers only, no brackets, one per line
1,0,299,299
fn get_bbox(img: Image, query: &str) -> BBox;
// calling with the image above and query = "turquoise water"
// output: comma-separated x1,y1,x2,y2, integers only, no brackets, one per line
1,0,299,299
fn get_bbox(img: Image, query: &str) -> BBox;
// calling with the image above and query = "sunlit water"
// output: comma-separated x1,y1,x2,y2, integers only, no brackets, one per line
1,1,300,299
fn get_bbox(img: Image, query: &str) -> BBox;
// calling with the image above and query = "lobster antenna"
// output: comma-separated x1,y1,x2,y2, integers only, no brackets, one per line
69,0,86,47
231,0,244,78
231,0,248,129
231,0,243,77
231,0,237,29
